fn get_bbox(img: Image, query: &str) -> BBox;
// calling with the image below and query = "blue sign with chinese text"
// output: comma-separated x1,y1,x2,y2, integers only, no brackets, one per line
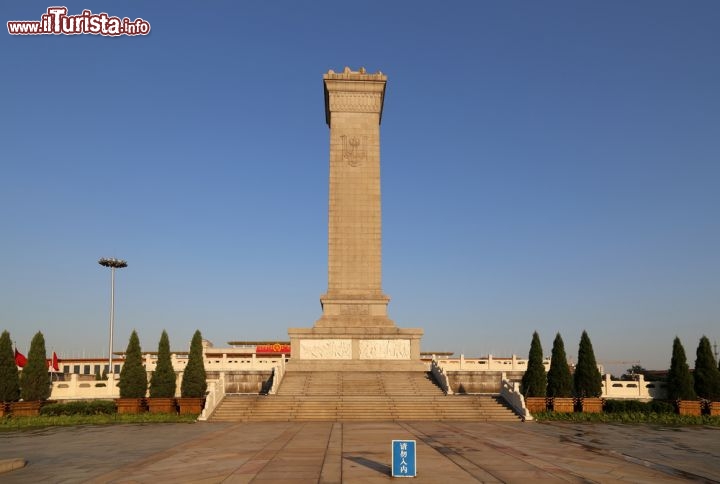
392,440,416,477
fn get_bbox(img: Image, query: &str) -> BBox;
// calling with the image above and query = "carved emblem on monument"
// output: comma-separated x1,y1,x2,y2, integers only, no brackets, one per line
340,135,366,167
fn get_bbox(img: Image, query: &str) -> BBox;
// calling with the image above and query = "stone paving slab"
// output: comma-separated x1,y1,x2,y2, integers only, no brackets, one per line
0,421,718,482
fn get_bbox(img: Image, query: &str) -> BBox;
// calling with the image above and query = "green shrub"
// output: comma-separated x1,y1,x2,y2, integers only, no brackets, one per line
150,330,176,398
181,330,207,398
20,331,51,401
533,410,720,425
40,400,116,416
118,330,148,398
604,399,674,415
0,330,20,403
521,331,546,397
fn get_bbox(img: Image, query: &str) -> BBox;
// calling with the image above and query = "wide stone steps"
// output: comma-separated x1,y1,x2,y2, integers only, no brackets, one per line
210,371,520,422
212,395,518,422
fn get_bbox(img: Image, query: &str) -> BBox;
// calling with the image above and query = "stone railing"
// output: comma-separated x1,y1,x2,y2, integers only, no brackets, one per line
434,354,550,372
430,358,453,395
198,373,226,421
202,354,288,372
268,359,286,395
602,374,667,400
51,354,289,401
500,373,532,421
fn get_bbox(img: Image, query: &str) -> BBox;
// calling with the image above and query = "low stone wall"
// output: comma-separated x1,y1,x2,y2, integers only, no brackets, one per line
51,374,119,399
446,370,524,394
603,374,667,400
207,371,273,394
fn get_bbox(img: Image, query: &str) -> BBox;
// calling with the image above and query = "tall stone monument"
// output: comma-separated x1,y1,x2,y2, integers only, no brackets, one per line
288,67,423,370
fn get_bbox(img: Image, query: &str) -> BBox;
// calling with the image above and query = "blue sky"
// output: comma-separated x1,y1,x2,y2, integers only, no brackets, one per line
2,1,718,374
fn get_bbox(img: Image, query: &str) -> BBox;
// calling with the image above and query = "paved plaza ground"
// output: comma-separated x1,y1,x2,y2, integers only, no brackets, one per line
1,421,718,483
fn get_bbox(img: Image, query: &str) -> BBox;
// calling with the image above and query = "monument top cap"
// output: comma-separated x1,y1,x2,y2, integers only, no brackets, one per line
324,66,387,81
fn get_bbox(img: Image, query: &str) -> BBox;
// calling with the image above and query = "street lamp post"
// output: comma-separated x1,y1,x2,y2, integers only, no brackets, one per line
98,257,127,376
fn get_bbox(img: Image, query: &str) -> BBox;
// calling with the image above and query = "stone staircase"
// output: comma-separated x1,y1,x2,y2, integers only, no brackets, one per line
209,371,520,422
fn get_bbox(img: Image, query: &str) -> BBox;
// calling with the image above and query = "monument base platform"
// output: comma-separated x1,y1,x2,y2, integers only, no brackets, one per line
285,359,427,372
287,326,423,369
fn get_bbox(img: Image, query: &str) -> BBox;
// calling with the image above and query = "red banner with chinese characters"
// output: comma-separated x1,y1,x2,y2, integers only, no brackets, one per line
256,343,291,354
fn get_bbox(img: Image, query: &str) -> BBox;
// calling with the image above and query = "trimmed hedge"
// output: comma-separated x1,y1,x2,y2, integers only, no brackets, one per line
533,410,720,425
603,399,674,415
40,400,116,416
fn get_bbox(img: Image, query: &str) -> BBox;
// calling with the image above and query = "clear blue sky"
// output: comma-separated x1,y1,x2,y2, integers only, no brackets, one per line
2,1,718,375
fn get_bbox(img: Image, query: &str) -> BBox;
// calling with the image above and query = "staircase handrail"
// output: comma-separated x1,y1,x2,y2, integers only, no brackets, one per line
431,358,453,395
500,373,533,421
268,358,286,395
198,372,226,421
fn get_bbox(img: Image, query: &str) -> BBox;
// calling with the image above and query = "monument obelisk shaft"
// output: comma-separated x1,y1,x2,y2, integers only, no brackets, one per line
317,67,392,327
288,67,422,367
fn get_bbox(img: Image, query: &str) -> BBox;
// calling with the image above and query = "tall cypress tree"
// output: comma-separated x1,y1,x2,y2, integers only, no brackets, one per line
20,331,51,401
0,331,20,403
521,331,546,397
150,330,177,398
574,330,603,398
667,337,695,401
118,330,148,399
694,335,720,400
181,330,207,398
546,333,573,397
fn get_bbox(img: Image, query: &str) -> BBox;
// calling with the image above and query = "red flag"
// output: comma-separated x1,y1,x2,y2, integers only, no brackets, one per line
14,349,27,368
52,352,59,371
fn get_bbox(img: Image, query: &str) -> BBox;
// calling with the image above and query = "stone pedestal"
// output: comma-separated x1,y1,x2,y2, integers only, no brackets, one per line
288,326,424,371
289,68,423,368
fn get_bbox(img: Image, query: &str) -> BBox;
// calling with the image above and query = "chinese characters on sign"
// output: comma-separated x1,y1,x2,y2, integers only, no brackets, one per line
392,440,416,477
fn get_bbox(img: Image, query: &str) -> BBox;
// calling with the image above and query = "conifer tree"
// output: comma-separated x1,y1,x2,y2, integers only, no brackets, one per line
667,337,695,401
574,330,603,398
150,330,177,398
0,331,20,403
181,330,207,398
546,333,573,397
521,331,546,397
20,331,51,401
118,330,148,398
693,335,720,400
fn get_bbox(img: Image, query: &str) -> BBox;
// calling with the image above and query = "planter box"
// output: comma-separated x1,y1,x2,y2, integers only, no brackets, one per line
146,397,177,414
10,401,42,417
525,397,548,414
551,397,575,413
580,398,603,413
677,400,702,416
115,398,146,414
177,397,204,415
